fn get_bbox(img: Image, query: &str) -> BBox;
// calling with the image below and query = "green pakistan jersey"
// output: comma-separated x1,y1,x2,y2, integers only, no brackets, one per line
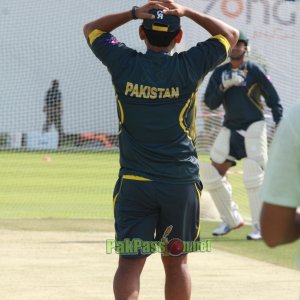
88,29,229,183
204,61,283,130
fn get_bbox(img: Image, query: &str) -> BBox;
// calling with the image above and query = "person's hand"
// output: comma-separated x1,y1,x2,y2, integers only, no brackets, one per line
221,69,246,91
145,0,186,17
135,1,170,19
156,0,187,17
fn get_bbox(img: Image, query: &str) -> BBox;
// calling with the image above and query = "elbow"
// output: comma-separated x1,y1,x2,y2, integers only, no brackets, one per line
83,24,92,40
227,28,239,49
262,235,280,248
261,226,282,248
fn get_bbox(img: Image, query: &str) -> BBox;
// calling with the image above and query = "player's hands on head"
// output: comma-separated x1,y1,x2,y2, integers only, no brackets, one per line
160,0,186,17
144,0,186,17
136,1,170,19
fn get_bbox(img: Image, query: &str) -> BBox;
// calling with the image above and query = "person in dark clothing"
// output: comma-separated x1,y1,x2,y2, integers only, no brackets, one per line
42,79,64,146
201,31,283,240
83,1,239,299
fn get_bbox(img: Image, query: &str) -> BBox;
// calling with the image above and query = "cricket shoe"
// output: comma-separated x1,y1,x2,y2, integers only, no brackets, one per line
212,221,244,236
246,225,262,240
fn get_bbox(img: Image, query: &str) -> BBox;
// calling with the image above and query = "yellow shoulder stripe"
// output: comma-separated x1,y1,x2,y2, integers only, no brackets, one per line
88,29,106,46
211,34,230,56
123,175,152,181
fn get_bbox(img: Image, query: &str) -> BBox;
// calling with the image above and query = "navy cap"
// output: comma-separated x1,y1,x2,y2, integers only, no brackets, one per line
142,9,180,33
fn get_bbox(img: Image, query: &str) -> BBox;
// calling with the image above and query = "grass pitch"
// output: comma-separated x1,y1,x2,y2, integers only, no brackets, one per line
0,151,299,270
0,151,248,219
0,151,118,219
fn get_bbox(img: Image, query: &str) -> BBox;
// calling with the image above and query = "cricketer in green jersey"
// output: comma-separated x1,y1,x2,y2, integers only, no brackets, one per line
84,1,239,299
201,31,283,241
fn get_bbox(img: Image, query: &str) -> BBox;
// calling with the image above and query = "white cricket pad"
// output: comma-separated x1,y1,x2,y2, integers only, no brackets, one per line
244,120,268,169
243,158,264,229
200,163,242,228
210,127,230,164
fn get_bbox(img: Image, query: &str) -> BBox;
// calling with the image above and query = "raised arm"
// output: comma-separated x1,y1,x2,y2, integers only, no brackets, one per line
83,1,169,40
162,0,239,48
204,70,225,110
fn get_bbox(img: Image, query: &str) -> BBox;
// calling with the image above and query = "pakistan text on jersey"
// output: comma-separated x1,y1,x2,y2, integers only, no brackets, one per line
125,82,180,99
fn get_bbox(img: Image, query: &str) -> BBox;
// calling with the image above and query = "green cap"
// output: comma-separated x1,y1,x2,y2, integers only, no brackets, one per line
238,30,249,45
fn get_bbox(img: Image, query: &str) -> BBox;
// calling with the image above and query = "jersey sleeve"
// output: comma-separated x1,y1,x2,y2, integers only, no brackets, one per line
254,64,283,124
260,106,300,208
184,34,229,80
87,29,136,77
204,67,225,110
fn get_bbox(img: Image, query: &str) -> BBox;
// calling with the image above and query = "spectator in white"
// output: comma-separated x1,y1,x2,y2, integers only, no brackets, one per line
260,102,300,248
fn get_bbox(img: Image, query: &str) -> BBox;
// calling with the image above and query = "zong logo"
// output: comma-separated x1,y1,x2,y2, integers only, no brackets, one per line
204,0,296,25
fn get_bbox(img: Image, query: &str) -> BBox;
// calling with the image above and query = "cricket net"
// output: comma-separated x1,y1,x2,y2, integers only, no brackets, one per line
0,0,299,220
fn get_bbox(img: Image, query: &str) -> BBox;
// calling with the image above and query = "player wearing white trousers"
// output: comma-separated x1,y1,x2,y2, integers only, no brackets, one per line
202,31,283,240
200,121,267,239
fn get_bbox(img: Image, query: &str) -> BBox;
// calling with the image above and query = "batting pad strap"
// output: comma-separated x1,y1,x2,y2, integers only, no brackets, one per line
211,34,230,56
88,29,106,45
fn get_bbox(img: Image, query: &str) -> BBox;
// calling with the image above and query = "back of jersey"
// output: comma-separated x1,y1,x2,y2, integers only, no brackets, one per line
88,31,228,183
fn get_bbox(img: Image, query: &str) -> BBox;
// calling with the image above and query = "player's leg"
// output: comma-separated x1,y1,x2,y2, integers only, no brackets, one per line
54,114,64,146
113,256,146,300
156,181,202,300
244,120,267,240
244,120,268,168
113,177,159,299
42,113,51,132
162,254,190,300
200,162,244,235
243,159,264,240
200,127,244,235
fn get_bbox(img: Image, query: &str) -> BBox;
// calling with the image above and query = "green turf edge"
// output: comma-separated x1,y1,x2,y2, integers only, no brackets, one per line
200,220,300,271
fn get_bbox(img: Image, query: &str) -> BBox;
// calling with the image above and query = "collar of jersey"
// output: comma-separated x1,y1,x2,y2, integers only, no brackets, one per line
146,49,171,56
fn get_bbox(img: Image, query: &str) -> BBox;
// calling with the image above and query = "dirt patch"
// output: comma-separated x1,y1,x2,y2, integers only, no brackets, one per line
0,229,299,300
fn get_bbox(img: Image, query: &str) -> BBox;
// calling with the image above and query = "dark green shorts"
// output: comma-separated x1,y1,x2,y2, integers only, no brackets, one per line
113,177,202,257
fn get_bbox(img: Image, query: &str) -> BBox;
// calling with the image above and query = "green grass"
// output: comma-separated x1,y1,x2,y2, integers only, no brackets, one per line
0,151,119,218
201,221,300,270
1,151,299,270
0,151,249,219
